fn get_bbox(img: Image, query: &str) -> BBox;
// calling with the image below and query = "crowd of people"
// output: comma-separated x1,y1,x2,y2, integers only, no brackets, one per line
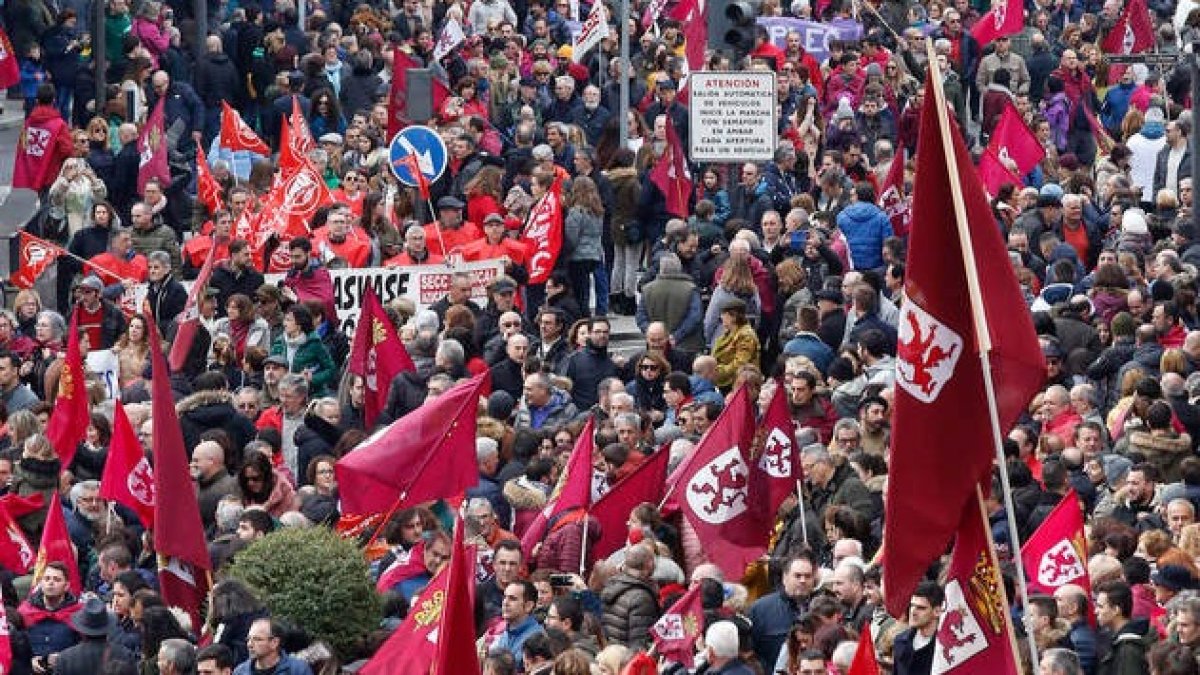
7,0,1200,672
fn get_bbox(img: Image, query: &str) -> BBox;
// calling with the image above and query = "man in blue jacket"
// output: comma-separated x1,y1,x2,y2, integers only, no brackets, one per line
234,618,313,675
836,183,894,273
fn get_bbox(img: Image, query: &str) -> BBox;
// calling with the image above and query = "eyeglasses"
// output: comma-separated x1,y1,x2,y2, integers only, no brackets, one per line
639,364,660,372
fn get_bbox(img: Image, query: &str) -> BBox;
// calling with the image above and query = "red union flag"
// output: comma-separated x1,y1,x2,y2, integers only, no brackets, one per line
651,584,705,667
32,491,83,595
100,401,156,528
933,499,1017,674
667,0,706,101
1100,0,1154,55
195,142,224,214
1022,489,1091,596
878,151,911,237
220,101,270,155
280,96,315,168
590,445,670,560
522,178,564,284
979,103,1045,195
347,286,415,429
45,309,87,468
650,117,692,218
388,50,421,139
9,232,63,289
882,74,1044,618
970,0,1023,46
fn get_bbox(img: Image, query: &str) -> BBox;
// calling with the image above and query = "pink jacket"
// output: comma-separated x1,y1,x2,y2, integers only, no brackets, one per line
131,17,170,69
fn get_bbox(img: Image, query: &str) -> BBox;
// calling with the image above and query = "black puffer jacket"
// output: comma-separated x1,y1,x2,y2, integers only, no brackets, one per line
295,414,344,486
193,51,241,108
600,573,660,650
339,62,383,118
176,389,257,461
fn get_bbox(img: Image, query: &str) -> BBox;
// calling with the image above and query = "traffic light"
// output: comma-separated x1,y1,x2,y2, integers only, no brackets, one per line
708,0,760,62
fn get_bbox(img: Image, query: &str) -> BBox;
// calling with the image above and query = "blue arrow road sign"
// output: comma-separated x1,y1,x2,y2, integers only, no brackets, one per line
389,125,449,188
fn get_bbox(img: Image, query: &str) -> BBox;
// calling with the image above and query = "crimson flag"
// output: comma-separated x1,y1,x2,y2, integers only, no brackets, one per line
878,151,911,237
1100,0,1154,55
32,491,82,596
0,26,19,89
99,401,156,528
375,540,428,593
220,101,270,155
432,519,480,675
138,98,170,195
750,379,801,519
347,286,415,429
280,96,315,167
336,372,490,515
847,625,881,675
979,102,1045,195
649,117,692,218
590,444,670,560
147,316,212,627
393,152,431,201
195,142,224,214
45,309,87,467
388,50,422,138
168,241,217,372
970,0,1023,46
882,74,1044,618
521,178,564,285
651,584,705,667
521,417,595,558
1021,489,1091,596
0,497,35,575
248,145,332,273
676,386,767,579
360,564,450,675
932,499,1018,674
667,0,706,104
977,147,1023,197
9,232,63,289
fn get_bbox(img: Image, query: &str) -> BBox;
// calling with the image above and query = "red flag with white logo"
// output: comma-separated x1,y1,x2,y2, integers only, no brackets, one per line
0,496,36,575
220,101,270,156
979,102,1045,195
651,584,705,667
1021,489,1091,597
882,75,1044,618
590,445,670,560
878,150,911,237
393,152,431,201
970,0,1023,46
9,231,63,289
137,98,170,195
932,498,1019,674
99,401,156,528
32,491,83,596
45,309,87,468
521,178,564,285
750,379,801,518
676,386,766,579
347,286,415,429
521,417,595,557
249,146,332,272
280,96,315,167
0,26,20,89
195,142,224,214
650,117,692,218
1100,0,1154,55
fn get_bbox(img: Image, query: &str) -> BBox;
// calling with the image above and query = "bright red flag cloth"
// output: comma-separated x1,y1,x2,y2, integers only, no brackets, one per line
347,286,415,429
882,75,1044,618
45,309,87,468
522,178,564,284
847,623,881,675
977,147,1023,197
649,117,692,218
248,149,332,273
336,372,490,515
13,104,71,191
393,152,431,201
666,0,706,104
360,564,450,674
970,0,1023,46
138,97,171,195
878,151,911,237
751,379,802,517
32,491,83,596
387,50,421,139
99,401,156,528
168,242,217,372
195,142,224,214
1021,489,1091,596
10,232,63,289
1100,0,1154,55
433,519,480,675
280,96,314,167
220,101,270,155
0,26,19,89
147,316,212,626
375,540,428,593
521,417,595,557
932,498,1018,673
651,583,705,667
676,386,767,579
0,497,35,574
979,102,1046,195
590,445,670,560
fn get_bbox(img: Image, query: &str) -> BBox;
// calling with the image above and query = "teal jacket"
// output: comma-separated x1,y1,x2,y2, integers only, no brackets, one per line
269,332,337,395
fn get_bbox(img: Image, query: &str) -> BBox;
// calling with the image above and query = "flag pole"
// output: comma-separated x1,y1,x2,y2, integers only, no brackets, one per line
24,232,138,287
793,478,810,545
976,484,1025,670
579,513,590,575
925,40,1039,670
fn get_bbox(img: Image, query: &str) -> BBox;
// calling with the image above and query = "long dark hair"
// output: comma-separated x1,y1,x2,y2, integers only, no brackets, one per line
210,578,266,623
139,606,187,660
238,452,277,502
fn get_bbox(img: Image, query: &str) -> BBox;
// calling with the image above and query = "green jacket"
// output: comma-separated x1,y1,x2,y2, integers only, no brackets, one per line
270,332,337,395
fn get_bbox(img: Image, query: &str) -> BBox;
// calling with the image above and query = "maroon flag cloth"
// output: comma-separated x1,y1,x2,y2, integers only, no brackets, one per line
651,584,705,667
99,402,156,528
882,74,1044,618
667,0,706,104
932,498,1018,674
347,286,415,429
521,417,595,557
1100,0,1154,55
877,150,911,237
361,565,450,674
970,0,1022,46
979,102,1045,195
45,309,87,468
649,117,692,218
433,519,479,675
1022,489,1091,598
336,372,490,515
590,446,670,560
137,98,170,194
32,491,82,596
147,316,212,627
675,386,768,579
750,379,801,518
168,243,217,372
388,50,422,137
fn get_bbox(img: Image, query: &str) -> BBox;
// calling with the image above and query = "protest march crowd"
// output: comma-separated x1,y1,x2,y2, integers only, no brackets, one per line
9,0,1200,670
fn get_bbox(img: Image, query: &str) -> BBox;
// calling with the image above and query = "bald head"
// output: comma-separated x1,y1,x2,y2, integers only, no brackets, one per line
190,441,226,481
207,35,223,53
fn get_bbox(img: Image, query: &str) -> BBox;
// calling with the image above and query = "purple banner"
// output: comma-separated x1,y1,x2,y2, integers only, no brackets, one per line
756,17,864,62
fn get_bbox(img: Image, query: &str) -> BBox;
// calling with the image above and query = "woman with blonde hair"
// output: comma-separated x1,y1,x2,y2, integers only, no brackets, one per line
562,176,605,312
594,644,631,675
112,314,151,389
1179,523,1200,568
48,157,107,238
1140,529,1200,577
1162,348,1189,376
